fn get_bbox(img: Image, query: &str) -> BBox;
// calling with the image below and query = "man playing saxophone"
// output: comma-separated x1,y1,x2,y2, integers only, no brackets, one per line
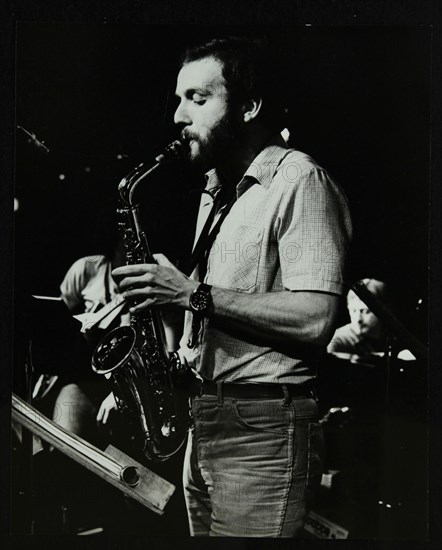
112,36,352,537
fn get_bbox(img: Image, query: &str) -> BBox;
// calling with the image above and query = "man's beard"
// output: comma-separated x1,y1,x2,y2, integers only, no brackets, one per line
181,109,243,172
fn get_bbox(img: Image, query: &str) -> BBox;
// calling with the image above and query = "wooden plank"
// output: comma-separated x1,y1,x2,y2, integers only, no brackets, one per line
12,394,175,515
106,445,175,513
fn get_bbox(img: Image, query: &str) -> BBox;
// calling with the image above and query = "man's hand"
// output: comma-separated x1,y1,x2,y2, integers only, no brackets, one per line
113,254,339,348
96,392,118,425
112,254,198,314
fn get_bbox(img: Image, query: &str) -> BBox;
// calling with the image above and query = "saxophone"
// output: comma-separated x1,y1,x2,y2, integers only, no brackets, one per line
92,140,191,462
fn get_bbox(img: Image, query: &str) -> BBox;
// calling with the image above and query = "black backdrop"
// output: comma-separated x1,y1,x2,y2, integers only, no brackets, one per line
14,24,430,337
10,21,433,541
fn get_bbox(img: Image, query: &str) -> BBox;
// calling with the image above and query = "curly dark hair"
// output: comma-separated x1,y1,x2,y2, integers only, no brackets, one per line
180,36,287,131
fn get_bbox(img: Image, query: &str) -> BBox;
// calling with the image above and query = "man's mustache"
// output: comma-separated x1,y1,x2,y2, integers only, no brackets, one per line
181,130,199,142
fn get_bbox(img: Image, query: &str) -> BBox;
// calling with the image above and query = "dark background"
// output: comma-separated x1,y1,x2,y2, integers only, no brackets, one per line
14,24,430,337
9,21,434,542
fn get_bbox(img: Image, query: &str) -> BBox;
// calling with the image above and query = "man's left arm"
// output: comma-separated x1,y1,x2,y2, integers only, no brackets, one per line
205,286,339,347
112,259,339,348
113,163,352,349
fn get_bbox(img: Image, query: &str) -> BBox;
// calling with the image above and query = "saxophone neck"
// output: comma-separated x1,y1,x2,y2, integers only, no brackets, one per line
118,162,160,206
118,140,184,205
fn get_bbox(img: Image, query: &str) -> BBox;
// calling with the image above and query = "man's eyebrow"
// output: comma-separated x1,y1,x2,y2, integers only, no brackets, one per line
175,87,212,98
194,87,211,94
187,87,211,96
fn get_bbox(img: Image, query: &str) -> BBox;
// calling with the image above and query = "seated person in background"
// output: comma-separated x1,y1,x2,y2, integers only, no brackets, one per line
55,232,182,440
52,222,128,444
327,278,387,356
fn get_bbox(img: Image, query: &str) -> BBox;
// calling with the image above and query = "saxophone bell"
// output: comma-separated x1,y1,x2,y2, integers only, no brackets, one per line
92,325,188,461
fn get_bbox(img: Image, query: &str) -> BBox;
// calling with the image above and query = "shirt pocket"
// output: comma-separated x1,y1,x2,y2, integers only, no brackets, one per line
209,225,263,292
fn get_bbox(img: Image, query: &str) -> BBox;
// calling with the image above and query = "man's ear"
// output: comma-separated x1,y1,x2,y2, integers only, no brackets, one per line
243,98,263,123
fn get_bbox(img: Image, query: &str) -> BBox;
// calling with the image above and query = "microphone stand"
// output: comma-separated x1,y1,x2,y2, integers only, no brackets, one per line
350,281,428,535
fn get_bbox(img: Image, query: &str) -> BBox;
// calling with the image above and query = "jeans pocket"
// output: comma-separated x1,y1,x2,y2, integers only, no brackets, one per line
307,422,325,488
233,399,292,434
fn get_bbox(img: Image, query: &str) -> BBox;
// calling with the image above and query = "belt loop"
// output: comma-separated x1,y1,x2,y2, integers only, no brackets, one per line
217,381,223,406
282,385,291,406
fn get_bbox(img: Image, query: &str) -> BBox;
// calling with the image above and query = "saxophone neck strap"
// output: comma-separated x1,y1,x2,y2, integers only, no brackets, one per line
104,262,112,304
184,194,237,278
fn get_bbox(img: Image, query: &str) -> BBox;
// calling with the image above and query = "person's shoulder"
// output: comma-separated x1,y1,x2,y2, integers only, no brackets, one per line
334,323,353,337
280,148,320,167
273,147,335,192
67,254,108,277
281,147,324,166
278,147,330,177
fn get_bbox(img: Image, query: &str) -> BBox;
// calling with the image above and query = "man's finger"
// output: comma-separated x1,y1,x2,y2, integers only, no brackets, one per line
129,298,154,313
112,264,157,278
123,288,153,302
119,274,154,291
153,253,174,268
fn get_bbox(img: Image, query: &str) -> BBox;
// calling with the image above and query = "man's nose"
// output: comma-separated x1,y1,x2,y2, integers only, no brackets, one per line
174,101,191,126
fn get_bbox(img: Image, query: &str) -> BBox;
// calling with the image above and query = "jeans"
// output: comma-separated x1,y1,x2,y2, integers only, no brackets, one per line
183,390,324,537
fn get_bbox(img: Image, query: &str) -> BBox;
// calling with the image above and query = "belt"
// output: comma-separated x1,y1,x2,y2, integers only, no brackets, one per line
191,380,315,400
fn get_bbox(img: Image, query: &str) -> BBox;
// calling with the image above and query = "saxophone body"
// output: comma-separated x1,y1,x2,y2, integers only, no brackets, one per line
92,141,190,462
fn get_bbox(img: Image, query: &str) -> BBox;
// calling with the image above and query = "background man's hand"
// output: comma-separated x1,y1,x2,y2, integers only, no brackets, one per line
96,392,117,425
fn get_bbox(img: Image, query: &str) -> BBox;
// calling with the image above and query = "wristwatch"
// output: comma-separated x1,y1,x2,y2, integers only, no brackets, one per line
189,283,213,315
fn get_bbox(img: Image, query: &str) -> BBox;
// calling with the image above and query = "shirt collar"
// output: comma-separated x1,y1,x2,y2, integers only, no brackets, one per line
204,134,289,197
204,168,221,196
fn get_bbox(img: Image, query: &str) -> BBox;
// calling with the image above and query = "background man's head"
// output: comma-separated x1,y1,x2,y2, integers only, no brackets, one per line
347,278,387,337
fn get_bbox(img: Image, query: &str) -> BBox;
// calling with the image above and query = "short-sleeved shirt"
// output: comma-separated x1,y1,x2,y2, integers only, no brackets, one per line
179,135,352,384
60,255,120,314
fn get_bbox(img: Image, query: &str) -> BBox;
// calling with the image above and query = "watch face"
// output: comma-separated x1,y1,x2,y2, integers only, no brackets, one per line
190,291,209,312
190,286,211,313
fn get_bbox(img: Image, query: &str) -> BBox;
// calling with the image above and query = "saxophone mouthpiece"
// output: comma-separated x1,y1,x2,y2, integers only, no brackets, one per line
155,140,185,164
